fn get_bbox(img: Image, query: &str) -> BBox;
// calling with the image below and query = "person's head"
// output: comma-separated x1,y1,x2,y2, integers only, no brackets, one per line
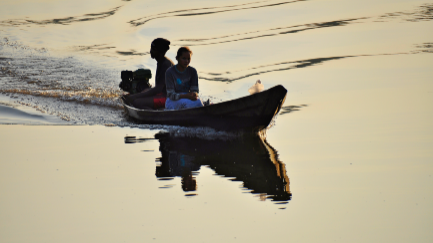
176,47,193,69
150,38,170,59
181,169,197,192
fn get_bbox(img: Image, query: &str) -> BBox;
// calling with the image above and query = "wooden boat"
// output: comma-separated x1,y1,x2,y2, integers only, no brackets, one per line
122,85,287,131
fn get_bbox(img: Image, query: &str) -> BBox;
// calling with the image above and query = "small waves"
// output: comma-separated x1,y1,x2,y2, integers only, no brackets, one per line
414,42,433,53
0,39,249,138
0,6,123,26
279,104,308,115
2,90,245,140
173,18,366,47
128,0,307,27
73,44,116,53
197,52,421,82
0,37,121,103
1,88,122,109
172,3,433,47
71,44,149,57
0,37,126,125
377,3,433,22
1,0,430,136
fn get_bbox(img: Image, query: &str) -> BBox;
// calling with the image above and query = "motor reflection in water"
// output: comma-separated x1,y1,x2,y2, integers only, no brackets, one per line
125,132,292,202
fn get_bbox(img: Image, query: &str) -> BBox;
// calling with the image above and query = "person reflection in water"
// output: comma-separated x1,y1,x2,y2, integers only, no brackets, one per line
165,47,204,110
123,38,174,109
181,169,197,192
157,150,200,192
153,132,292,201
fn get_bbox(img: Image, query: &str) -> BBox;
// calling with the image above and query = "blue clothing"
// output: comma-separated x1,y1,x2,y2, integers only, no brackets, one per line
165,65,199,101
165,65,203,110
165,95,203,110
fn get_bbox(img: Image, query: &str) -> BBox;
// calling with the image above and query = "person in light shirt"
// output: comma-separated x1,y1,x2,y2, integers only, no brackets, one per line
165,46,203,110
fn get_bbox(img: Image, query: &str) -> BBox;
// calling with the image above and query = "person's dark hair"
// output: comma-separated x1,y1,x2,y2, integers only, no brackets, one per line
151,38,170,53
176,46,193,58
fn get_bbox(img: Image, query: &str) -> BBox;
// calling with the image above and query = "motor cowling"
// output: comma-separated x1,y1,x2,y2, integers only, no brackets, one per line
119,69,152,94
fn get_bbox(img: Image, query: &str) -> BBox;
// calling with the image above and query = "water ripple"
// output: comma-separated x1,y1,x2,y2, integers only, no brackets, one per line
173,4,432,47
414,42,433,53
199,56,352,82
73,44,116,52
71,44,149,57
0,6,122,26
280,104,308,115
128,0,306,27
173,18,366,46
378,3,433,22
116,50,150,56
197,51,426,82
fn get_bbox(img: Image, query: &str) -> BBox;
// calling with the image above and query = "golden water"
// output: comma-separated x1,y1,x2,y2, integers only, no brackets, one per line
0,0,432,242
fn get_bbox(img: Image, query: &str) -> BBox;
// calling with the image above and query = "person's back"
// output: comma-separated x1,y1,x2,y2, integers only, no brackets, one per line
156,57,174,96
123,38,173,109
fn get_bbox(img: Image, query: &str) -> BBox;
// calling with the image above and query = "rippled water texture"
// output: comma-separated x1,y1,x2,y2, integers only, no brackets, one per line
0,0,432,125
1,0,432,242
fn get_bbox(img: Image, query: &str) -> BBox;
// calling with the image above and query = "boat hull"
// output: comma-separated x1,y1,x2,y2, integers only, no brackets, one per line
123,85,287,131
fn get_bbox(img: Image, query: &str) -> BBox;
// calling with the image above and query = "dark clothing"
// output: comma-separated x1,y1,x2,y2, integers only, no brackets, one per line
155,57,174,96
128,56,174,104
165,66,199,101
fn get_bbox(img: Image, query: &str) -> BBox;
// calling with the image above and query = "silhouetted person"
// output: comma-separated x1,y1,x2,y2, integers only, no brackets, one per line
123,38,174,109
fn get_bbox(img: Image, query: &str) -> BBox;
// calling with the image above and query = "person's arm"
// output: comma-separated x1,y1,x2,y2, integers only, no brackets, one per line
190,68,199,94
141,62,169,96
140,82,164,96
179,92,198,100
175,67,198,100
166,70,181,101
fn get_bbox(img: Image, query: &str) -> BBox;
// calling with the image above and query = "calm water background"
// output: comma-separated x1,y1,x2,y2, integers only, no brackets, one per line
1,0,432,242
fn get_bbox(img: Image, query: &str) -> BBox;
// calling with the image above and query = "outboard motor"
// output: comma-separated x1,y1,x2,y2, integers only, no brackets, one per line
119,69,152,94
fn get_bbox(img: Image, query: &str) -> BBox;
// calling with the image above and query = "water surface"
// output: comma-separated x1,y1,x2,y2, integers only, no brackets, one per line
0,0,432,242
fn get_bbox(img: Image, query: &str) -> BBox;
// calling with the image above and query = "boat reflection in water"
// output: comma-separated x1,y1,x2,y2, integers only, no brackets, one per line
148,132,292,203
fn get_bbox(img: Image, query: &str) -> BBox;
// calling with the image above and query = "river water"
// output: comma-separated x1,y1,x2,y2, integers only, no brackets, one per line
0,0,432,242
